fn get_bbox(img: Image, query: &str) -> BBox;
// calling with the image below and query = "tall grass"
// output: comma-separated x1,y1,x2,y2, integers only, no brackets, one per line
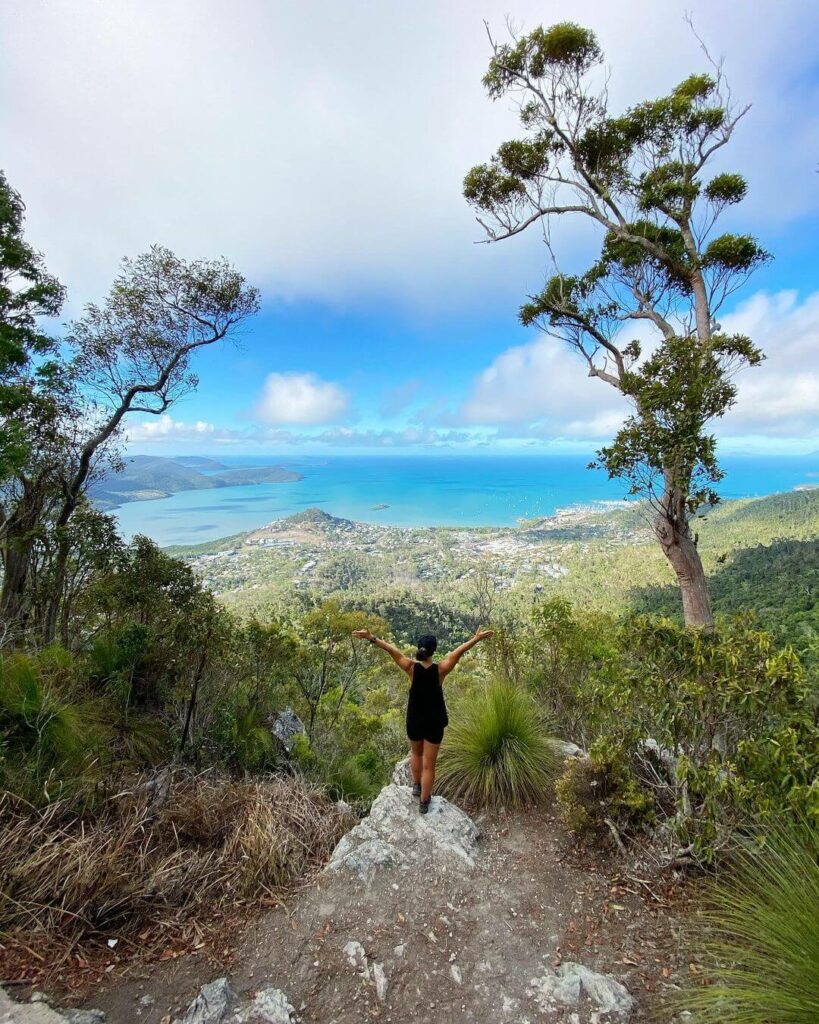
677,820,819,1023
437,679,557,808
0,772,352,944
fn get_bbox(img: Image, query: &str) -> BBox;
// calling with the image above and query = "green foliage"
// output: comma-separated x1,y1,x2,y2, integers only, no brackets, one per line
595,333,763,517
583,616,819,855
676,820,819,1023
556,739,655,839
438,679,557,808
0,170,65,481
212,702,278,773
0,651,102,799
634,537,819,676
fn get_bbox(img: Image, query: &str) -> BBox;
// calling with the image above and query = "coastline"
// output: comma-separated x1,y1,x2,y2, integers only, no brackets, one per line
111,453,819,549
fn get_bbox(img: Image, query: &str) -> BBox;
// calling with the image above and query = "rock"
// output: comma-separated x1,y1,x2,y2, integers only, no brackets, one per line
391,757,413,786
327,766,479,885
240,989,294,1024
335,798,353,816
343,940,370,980
342,941,388,1002
270,708,305,752
0,988,68,1024
173,980,294,1024
551,739,585,759
450,964,462,985
529,962,633,1019
371,963,389,1002
0,988,108,1024
175,978,235,1024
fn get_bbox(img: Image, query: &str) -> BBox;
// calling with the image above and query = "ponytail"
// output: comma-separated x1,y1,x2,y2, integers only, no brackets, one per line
415,634,438,661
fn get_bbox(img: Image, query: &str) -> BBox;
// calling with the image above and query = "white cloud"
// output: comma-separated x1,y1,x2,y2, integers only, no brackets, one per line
458,336,627,437
253,372,349,425
125,416,220,443
719,291,819,438
2,0,817,310
455,289,819,444
124,418,476,451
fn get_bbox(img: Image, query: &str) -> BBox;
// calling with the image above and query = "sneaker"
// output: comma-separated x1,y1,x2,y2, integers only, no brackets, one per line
412,783,422,798
419,797,431,815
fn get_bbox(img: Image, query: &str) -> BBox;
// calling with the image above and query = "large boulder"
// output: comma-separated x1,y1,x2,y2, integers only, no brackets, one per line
326,762,480,885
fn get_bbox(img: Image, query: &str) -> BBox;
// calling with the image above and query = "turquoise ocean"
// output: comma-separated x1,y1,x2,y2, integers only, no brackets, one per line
112,454,819,548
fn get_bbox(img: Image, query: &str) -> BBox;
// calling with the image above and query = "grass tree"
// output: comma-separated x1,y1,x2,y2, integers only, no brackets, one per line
465,22,769,628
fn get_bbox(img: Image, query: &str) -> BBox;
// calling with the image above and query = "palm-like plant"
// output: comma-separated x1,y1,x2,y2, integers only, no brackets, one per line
678,820,819,1023
0,653,104,798
437,679,557,807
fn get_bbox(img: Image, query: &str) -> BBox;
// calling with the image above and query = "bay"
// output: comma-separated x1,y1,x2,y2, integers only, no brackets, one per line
110,453,819,547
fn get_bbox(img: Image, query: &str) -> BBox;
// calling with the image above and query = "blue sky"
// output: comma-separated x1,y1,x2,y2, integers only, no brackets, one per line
3,0,818,456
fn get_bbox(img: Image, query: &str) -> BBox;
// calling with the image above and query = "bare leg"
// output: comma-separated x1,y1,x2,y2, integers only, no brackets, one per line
421,741,440,802
410,739,424,786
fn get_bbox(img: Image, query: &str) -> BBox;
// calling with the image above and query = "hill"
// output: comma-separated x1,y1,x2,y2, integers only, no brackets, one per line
169,489,819,663
89,455,303,509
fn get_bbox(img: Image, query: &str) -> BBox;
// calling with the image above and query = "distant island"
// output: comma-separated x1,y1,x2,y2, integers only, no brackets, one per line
371,503,390,511
89,455,303,509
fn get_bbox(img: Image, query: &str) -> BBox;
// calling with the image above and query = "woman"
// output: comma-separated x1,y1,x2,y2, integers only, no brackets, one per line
352,626,494,813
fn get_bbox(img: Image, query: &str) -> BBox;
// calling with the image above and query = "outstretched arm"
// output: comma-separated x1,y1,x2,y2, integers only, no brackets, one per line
438,627,494,680
352,628,413,676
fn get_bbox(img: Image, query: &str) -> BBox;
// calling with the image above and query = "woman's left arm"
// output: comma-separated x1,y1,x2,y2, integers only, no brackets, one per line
352,628,413,675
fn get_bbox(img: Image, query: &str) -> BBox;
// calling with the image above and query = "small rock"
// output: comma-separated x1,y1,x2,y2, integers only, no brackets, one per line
371,963,389,1002
175,978,235,1024
138,996,156,1008
449,965,462,985
529,962,632,1019
240,988,294,1024
343,940,370,980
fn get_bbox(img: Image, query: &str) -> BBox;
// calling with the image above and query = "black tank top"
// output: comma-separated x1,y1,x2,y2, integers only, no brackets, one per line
407,661,448,727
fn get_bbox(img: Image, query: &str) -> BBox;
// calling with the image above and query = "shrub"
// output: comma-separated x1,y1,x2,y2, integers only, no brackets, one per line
676,819,819,1023
437,679,557,807
582,616,819,857
555,739,655,841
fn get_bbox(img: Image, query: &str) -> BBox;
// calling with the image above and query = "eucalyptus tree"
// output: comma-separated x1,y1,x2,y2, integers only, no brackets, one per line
0,238,260,638
464,23,769,628
40,246,260,642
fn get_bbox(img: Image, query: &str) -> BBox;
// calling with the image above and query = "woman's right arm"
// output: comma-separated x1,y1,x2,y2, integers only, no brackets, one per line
352,628,413,675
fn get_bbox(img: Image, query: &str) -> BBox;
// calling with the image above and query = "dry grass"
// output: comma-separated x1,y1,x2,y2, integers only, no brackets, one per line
0,771,352,948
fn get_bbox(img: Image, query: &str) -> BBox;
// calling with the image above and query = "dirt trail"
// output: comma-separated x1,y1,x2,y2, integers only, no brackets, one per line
76,778,692,1024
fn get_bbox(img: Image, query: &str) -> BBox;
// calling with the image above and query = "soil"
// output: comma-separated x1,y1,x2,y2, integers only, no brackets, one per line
60,805,699,1024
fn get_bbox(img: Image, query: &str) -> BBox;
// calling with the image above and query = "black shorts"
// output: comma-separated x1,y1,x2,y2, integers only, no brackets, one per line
406,720,445,745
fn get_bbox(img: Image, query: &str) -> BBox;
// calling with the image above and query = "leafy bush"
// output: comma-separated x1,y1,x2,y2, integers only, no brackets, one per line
581,616,819,857
437,679,557,807
676,820,819,1023
555,738,655,840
